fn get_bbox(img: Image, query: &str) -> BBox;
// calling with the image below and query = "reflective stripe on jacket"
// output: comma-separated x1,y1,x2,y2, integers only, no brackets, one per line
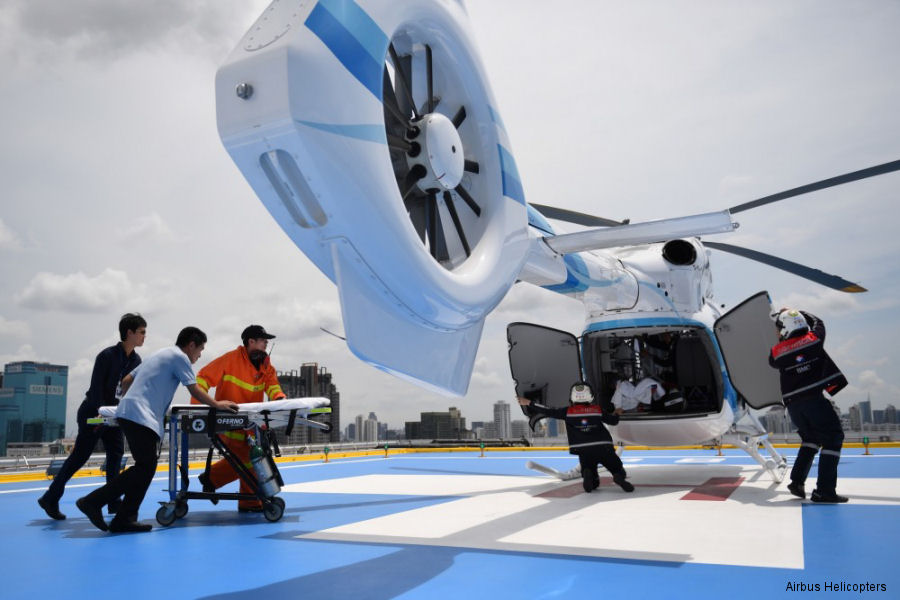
192,346,286,405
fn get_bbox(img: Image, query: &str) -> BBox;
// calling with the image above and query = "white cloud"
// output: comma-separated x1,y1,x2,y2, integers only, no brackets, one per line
115,212,178,244
471,356,503,388
0,344,40,366
15,268,166,313
0,218,22,251
0,315,30,339
858,369,885,389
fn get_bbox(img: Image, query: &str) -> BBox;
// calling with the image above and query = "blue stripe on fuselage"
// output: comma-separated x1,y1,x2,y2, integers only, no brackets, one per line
305,0,388,99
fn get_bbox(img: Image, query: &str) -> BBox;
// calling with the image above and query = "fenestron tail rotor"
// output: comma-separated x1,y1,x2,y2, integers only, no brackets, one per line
384,42,484,269
529,159,900,292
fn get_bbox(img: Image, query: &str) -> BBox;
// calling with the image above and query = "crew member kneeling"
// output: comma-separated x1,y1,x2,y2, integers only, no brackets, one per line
518,383,634,494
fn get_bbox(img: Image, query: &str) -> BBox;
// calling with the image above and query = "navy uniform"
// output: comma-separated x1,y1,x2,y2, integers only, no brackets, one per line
769,310,848,503
523,383,634,493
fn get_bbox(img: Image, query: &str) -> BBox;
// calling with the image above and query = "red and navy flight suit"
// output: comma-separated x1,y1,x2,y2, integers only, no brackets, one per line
769,312,847,495
527,401,628,492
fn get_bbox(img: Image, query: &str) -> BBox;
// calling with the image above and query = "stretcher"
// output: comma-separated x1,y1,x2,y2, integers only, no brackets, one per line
95,398,331,525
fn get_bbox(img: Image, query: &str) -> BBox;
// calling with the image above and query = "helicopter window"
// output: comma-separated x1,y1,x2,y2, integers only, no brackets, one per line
582,327,723,418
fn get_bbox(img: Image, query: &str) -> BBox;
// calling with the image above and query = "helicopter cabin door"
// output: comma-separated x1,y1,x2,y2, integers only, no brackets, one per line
507,323,583,410
713,291,782,409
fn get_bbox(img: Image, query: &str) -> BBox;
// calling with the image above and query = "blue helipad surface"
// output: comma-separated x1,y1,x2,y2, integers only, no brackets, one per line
4,448,899,599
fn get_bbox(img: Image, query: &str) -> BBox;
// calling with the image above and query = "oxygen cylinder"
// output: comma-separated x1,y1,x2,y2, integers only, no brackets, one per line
249,440,280,497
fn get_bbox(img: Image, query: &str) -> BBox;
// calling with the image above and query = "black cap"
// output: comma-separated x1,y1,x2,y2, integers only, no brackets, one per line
241,324,276,344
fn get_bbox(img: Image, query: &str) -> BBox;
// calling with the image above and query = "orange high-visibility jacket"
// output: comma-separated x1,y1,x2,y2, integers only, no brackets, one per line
192,346,286,404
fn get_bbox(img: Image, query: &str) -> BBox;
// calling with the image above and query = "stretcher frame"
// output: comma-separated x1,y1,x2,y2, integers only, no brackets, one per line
156,402,332,526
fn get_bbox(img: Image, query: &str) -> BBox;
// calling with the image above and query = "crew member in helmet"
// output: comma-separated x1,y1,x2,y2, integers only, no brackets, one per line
518,383,634,494
769,309,849,503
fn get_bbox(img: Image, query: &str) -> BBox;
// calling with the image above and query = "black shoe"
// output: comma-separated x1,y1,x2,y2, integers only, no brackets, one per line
108,519,152,533
238,505,264,513
811,490,849,504
613,473,635,493
107,499,122,515
787,481,806,499
76,497,108,531
582,477,593,493
198,471,218,505
37,495,66,520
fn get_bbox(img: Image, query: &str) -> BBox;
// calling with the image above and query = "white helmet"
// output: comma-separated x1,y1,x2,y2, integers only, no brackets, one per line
776,309,809,339
570,382,594,404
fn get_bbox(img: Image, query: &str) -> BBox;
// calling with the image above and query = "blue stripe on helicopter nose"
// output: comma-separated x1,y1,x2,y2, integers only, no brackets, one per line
305,0,388,99
498,144,525,204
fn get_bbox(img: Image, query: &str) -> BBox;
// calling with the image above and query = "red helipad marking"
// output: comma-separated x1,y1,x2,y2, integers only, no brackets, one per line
681,477,744,501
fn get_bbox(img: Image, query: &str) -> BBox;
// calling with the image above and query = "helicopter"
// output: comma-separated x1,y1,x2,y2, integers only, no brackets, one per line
213,0,899,479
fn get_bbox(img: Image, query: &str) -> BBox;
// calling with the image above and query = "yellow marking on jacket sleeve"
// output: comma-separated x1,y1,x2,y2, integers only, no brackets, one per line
222,374,265,393
267,385,283,397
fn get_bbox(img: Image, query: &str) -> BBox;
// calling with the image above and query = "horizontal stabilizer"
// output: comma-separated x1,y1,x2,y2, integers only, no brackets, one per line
331,239,484,397
543,211,736,255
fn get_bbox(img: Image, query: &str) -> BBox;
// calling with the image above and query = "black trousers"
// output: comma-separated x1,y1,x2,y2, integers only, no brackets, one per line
786,392,844,494
44,402,124,503
577,444,626,482
83,418,160,523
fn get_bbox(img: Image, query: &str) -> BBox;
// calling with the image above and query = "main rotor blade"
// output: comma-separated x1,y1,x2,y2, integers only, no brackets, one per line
704,241,866,293
729,159,900,214
444,191,471,257
389,44,419,120
530,203,626,227
425,45,435,114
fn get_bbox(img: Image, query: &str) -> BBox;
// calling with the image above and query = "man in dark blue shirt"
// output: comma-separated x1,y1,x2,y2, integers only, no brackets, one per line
37,313,147,520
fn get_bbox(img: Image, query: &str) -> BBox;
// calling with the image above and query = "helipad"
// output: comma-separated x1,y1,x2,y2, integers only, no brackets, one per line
4,448,898,599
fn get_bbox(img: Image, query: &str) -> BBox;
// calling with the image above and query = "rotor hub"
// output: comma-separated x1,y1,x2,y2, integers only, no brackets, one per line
407,113,465,191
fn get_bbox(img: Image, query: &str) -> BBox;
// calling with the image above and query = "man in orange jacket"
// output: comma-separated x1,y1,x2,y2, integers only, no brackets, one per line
192,324,286,511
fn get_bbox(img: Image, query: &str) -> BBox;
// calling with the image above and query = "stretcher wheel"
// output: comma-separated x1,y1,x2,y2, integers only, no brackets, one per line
263,497,285,522
156,505,176,527
174,501,189,518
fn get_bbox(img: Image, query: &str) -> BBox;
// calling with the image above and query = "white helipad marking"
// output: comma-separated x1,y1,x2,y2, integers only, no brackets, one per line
500,484,802,568
282,474,543,496
289,466,900,568
675,457,726,463
320,492,549,539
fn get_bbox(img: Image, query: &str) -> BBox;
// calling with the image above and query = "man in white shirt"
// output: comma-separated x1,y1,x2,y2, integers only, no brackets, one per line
76,327,238,533
612,377,665,415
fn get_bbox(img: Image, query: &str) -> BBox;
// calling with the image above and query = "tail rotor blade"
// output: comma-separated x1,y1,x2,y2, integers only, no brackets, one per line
452,106,467,129
425,44,435,114
454,184,481,217
464,160,480,174
444,191,471,257
389,44,419,120
704,241,866,293
729,159,900,214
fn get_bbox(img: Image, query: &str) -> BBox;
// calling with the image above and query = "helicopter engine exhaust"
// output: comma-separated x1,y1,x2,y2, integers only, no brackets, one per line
662,239,697,266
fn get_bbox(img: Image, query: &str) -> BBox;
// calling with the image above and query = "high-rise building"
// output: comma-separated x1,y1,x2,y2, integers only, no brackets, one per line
355,414,364,442
363,415,378,442
886,404,897,425
493,400,511,439
276,362,340,445
849,405,861,431
858,398,873,424
1,362,68,456
511,420,528,438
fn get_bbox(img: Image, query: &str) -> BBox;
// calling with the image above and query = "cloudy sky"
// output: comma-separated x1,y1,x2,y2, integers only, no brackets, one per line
1,1,899,436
